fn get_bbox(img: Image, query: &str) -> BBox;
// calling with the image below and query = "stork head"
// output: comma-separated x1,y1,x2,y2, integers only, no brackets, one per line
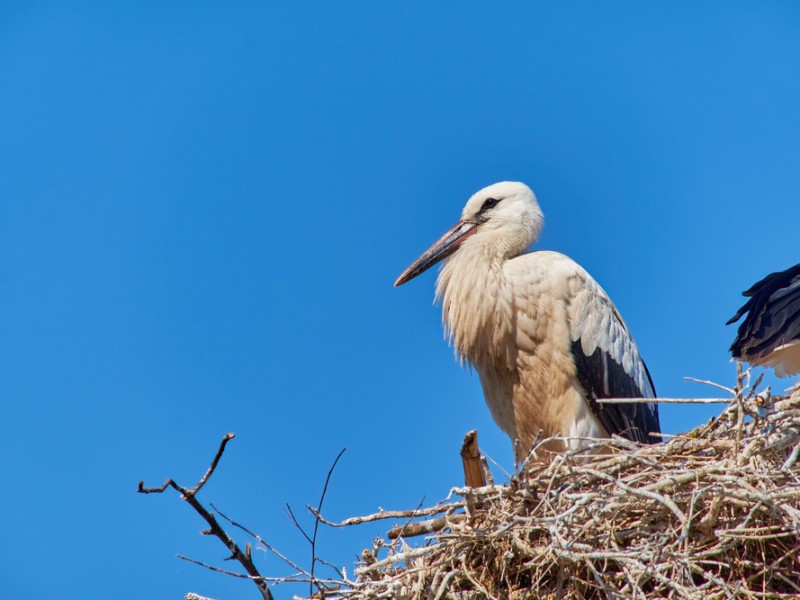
395,181,544,286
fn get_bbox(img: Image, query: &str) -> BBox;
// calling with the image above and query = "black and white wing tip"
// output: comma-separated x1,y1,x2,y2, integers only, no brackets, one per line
727,263,800,377
572,339,661,445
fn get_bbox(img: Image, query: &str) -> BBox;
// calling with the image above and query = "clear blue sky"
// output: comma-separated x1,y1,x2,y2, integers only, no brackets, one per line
2,3,798,598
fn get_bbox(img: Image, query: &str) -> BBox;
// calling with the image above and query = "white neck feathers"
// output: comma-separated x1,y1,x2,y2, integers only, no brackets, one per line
435,242,517,368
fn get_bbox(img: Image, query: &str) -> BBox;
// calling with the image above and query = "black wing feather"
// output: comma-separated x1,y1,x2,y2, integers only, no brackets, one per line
571,341,661,444
727,263,800,361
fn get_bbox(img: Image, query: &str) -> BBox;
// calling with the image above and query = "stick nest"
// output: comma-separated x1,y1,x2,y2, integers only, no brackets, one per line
341,383,800,599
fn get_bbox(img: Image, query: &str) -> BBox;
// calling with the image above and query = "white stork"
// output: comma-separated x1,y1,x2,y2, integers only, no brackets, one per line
727,262,800,378
395,181,660,460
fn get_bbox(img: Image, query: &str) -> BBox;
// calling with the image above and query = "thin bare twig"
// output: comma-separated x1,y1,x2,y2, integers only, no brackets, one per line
284,504,312,544
382,497,427,540
309,503,463,527
295,448,346,597
684,376,736,395
138,434,274,600
211,502,310,577
597,397,732,404
387,515,464,539
177,555,307,584
138,433,236,496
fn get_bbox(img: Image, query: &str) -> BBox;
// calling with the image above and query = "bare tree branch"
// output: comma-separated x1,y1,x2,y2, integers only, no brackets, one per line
309,448,346,597
597,397,731,404
684,376,736,395
212,502,310,577
380,496,427,541
138,433,274,600
308,503,464,527
178,555,307,584
387,514,464,540
284,503,312,544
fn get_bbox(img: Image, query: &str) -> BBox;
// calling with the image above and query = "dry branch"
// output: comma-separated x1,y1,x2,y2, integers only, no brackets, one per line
303,448,347,596
460,430,488,488
138,433,275,600
598,397,731,404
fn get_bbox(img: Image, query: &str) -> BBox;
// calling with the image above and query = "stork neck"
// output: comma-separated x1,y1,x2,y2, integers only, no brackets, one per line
435,244,512,365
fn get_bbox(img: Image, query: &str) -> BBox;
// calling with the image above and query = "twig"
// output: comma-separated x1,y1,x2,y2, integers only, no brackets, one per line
383,497,427,540
212,502,310,577
138,433,236,496
597,397,731,404
355,545,440,575
388,515,465,540
177,555,269,580
483,451,512,483
782,441,800,471
138,434,274,600
300,448,346,597
284,504,312,544
177,555,308,584
684,376,736,395
309,504,464,527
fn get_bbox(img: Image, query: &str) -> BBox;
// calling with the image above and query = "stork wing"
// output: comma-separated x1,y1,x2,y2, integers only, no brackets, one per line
566,269,660,444
727,263,800,367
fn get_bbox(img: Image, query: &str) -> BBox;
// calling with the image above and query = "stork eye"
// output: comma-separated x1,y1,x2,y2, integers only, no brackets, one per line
481,197,500,212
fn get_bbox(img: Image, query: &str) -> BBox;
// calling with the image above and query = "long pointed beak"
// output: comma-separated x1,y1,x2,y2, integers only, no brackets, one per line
394,220,478,287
